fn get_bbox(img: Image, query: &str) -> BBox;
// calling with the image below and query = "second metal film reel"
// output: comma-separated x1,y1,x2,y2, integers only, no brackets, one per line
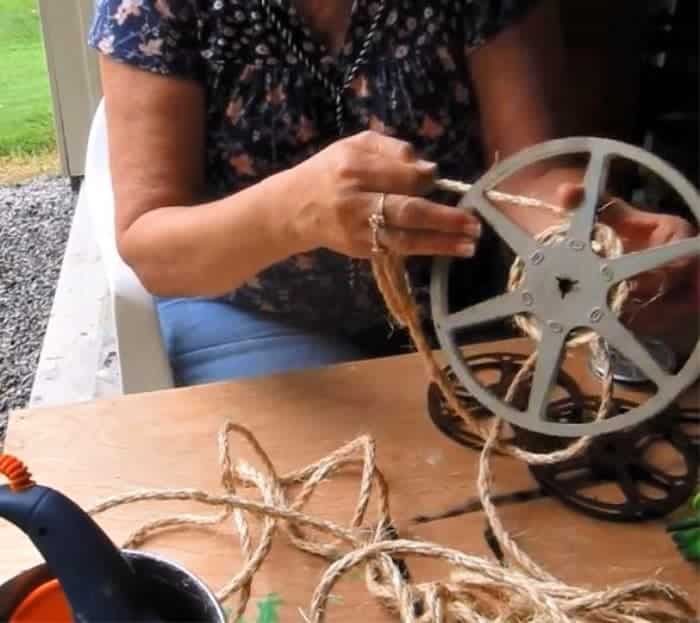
427,362,699,522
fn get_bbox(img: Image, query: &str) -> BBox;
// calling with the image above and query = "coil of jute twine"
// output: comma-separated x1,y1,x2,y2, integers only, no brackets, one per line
87,420,695,623
85,181,695,622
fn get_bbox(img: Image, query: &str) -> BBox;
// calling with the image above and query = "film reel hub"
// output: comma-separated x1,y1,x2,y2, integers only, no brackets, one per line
517,239,611,333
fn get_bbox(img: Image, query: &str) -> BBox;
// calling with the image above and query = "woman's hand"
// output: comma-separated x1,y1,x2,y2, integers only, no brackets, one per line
291,131,482,258
557,183,699,336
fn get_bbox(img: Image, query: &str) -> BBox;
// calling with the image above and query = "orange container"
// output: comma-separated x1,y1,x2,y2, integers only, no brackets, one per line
9,579,72,623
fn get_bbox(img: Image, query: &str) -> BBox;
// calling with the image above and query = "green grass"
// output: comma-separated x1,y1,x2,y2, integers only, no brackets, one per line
0,0,55,157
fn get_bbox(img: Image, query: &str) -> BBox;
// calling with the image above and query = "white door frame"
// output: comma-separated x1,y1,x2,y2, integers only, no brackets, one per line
38,0,101,178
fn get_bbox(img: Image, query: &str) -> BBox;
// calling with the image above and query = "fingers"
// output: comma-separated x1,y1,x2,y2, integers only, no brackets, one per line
554,181,699,297
344,131,438,196
361,152,437,196
321,133,482,257
624,293,699,335
357,192,482,257
647,213,696,247
623,258,699,335
376,193,482,236
352,130,418,161
359,197,479,258
626,212,697,295
376,227,478,258
555,182,584,211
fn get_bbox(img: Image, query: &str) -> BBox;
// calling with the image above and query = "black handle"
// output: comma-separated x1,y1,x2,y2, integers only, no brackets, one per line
0,484,162,621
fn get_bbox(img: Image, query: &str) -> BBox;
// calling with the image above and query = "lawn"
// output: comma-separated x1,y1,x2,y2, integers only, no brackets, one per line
0,0,55,158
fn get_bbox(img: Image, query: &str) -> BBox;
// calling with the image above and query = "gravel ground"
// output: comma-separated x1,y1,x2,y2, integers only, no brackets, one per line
0,175,75,448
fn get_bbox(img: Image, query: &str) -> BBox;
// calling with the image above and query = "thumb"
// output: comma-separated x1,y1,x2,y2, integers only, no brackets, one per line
554,182,584,211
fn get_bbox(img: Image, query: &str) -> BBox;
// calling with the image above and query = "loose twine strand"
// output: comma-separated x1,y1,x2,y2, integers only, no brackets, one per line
86,181,694,622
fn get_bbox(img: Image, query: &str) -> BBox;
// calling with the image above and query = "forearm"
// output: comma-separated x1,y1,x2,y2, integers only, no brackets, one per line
469,0,569,166
467,0,622,236
119,167,307,297
98,58,309,298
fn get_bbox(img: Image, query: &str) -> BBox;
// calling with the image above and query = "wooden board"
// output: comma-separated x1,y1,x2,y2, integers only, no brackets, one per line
404,499,700,611
1,339,698,621
0,343,528,621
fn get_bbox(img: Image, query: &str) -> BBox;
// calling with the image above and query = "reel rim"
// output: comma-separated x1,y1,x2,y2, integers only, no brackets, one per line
431,136,700,438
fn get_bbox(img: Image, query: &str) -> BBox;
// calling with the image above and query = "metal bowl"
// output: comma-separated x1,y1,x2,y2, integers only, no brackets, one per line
589,336,678,384
0,549,226,622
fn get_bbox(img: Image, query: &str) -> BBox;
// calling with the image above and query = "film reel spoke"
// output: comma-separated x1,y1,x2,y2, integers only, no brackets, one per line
597,315,672,386
636,462,679,492
676,407,700,445
607,236,700,283
441,291,524,333
427,357,698,521
568,148,613,243
526,329,567,423
616,466,642,505
547,457,593,491
468,191,535,257
495,357,521,395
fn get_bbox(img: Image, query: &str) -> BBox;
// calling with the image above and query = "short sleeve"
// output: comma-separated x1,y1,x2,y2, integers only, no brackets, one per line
88,0,204,81
463,0,543,52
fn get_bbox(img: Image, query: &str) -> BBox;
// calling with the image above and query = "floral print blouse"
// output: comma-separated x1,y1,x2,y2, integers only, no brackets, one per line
89,0,539,334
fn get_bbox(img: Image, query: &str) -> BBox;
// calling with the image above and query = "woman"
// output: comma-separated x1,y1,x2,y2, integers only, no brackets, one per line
89,0,698,386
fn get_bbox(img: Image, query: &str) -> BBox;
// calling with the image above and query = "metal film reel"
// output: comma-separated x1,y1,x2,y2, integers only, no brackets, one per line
431,137,700,438
428,368,699,520
519,398,699,521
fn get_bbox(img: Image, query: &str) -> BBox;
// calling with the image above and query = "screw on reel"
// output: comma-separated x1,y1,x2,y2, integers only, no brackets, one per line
430,137,700,438
518,398,699,522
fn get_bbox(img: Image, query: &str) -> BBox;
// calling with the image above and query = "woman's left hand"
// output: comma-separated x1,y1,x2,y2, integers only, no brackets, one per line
557,183,699,336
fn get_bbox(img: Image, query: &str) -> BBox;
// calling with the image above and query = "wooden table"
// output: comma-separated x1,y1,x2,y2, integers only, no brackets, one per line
1,339,698,621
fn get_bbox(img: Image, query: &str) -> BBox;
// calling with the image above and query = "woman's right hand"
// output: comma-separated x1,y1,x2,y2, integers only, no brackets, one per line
291,131,482,258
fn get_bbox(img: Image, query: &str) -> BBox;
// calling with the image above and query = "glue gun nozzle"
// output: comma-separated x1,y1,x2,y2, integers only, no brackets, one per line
0,455,35,492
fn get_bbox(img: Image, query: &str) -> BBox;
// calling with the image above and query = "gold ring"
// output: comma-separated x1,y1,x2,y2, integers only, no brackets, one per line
369,193,387,254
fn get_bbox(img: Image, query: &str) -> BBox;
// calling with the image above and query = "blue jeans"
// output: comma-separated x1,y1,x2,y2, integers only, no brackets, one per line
156,297,373,386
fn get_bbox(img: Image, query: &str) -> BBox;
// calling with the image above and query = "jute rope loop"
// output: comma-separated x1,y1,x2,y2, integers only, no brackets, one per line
83,182,695,622
86,419,695,622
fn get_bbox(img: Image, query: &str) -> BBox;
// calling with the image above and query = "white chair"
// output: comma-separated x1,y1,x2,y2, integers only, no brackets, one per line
80,98,175,393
